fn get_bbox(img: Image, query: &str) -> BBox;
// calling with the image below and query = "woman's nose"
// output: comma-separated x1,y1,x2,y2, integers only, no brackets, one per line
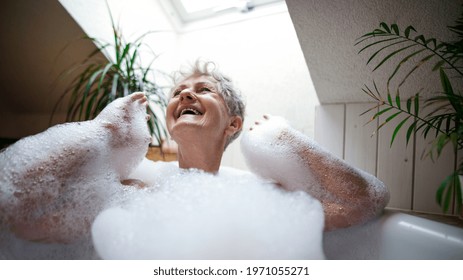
179,90,196,102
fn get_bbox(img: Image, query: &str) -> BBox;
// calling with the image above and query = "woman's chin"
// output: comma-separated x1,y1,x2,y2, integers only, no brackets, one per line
169,120,203,138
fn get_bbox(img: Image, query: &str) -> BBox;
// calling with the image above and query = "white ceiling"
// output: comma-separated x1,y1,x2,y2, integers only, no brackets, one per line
285,0,463,104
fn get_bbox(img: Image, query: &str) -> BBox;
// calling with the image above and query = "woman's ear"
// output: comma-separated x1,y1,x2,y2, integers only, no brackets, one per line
225,116,243,137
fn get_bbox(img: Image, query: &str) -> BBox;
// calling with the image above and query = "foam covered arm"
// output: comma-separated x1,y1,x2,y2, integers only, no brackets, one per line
0,93,151,244
241,115,390,230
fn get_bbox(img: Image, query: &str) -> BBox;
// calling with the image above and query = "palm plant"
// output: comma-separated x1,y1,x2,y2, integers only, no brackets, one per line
355,11,463,213
51,5,168,145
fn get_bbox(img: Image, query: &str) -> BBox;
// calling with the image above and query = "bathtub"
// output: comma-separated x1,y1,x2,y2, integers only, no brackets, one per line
2,210,462,260
324,210,463,259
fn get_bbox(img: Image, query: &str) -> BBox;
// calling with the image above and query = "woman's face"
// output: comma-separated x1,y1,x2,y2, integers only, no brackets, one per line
166,74,237,146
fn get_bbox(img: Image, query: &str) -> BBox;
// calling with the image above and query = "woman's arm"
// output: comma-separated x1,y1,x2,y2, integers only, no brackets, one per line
241,115,389,230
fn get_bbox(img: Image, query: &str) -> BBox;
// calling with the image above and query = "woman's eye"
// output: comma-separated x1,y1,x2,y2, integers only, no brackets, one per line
200,87,211,92
172,90,181,96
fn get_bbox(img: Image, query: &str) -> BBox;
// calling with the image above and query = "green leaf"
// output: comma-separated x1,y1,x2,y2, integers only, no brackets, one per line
362,82,383,101
360,104,380,117
398,54,435,89
378,111,402,130
406,98,412,113
456,176,462,213
387,49,426,88
415,35,426,44
434,43,446,51
391,116,410,146
80,68,104,120
373,107,394,119
85,89,99,119
357,37,402,54
355,31,391,45
387,93,393,106
432,60,446,71
436,173,455,213
425,38,437,49
372,81,381,99
147,103,165,144
386,111,401,123
440,68,463,114
395,94,401,109
404,25,416,38
450,132,459,153
423,122,434,139
380,22,391,33
406,122,416,146
436,133,449,157
446,117,453,136
98,62,114,91
117,43,132,66
129,48,139,74
443,176,454,213
366,39,409,66
434,117,444,137
373,44,416,71
391,24,400,35
95,89,110,115
355,34,383,46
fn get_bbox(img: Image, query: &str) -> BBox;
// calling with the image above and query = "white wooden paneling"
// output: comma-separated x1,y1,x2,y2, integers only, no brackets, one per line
314,104,345,159
315,101,460,216
377,102,414,210
344,103,377,176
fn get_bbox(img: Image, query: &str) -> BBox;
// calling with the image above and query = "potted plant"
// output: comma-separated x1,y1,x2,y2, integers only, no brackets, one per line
51,4,172,160
355,11,463,214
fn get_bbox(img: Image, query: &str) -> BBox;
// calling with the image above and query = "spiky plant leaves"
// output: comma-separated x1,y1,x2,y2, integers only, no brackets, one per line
356,15,463,213
51,5,168,145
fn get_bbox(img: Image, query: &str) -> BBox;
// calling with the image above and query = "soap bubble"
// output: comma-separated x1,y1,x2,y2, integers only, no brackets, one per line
92,160,325,259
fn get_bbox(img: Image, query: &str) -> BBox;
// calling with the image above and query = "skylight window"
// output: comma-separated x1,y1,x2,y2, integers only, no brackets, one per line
169,0,284,24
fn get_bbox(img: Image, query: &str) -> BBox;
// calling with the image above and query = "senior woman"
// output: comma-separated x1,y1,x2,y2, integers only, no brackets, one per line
164,61,389,231
166,62,245,173
1,61,388,248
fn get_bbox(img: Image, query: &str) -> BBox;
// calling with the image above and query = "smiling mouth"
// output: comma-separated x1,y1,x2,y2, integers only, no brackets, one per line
179,108,203,117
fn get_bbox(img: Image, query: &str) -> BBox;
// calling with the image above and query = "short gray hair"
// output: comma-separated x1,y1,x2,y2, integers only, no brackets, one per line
171,60,246,149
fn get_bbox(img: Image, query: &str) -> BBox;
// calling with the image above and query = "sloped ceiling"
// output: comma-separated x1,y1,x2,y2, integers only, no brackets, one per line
0,0,105,138
285,0,463,104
